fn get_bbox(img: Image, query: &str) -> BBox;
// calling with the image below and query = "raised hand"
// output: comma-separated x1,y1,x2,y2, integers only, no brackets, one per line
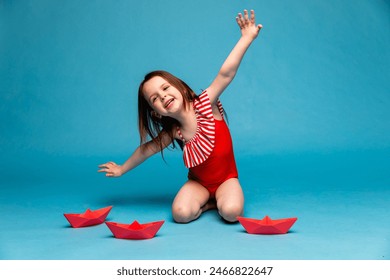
98,161,123,177
236,9,262,40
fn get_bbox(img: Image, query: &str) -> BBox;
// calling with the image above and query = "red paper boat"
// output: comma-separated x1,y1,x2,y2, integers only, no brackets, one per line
64,206,113,228
237,215,297,234
105,220,165,239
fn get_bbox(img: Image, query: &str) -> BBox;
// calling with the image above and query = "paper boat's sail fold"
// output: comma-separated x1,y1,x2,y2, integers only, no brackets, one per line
237,215,297,235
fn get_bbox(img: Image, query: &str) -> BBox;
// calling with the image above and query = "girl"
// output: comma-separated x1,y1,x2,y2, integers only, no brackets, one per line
99,10,262,223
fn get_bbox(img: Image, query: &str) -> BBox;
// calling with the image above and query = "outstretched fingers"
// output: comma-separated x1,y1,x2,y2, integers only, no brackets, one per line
98,162,118,177
236,12,244,29
98,162,112,170
236,9,258,29
236,9,262,38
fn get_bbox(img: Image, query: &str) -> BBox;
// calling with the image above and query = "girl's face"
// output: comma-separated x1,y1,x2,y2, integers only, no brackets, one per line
142,76,185,117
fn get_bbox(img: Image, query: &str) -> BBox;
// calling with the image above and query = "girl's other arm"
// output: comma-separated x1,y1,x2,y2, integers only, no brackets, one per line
207,10,262,104
98,132,172,177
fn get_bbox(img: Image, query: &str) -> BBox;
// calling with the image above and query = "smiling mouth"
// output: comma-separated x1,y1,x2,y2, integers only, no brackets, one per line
164,98,174,108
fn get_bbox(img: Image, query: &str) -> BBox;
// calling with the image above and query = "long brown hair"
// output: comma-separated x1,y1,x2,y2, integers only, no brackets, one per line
138,70,197,155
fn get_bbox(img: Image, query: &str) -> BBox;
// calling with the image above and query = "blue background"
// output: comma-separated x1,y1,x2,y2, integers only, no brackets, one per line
0,0,389,259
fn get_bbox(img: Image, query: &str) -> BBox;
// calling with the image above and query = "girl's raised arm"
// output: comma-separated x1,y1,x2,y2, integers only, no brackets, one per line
98,132,173,177
207,9,262,105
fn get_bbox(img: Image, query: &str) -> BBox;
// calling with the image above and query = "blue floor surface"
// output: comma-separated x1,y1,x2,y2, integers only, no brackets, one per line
0,151,389,260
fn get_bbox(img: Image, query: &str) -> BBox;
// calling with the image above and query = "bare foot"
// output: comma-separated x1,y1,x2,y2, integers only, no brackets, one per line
201,199,217,213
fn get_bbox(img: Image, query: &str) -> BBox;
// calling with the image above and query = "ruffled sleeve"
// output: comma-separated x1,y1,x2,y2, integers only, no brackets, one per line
179,91,217,168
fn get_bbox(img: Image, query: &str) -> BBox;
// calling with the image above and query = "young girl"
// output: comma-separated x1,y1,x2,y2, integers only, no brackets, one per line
99,10,262,223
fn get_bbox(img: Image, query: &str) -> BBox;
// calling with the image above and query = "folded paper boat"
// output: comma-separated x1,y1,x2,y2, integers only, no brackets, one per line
237,215,297,234
64,206,112,228
105,220,165,239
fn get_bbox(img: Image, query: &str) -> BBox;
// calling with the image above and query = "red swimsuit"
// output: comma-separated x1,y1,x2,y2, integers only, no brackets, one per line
177,91,238,197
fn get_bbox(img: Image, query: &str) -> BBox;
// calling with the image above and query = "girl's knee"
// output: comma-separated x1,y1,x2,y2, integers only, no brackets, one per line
218,202,243,222
172,204,200,223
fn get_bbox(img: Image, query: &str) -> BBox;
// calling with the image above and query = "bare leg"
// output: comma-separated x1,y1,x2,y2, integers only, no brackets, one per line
215,178,244,222
172,180,210,223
